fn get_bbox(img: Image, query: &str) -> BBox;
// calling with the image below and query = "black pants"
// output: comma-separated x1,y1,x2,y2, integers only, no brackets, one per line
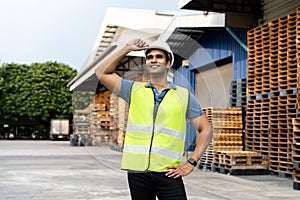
127,172,187,200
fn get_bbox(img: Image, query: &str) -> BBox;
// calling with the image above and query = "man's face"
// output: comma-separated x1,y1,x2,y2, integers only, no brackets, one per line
145,49,170,74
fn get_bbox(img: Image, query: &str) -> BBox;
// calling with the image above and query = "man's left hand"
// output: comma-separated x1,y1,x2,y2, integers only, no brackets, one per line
165,163,195,179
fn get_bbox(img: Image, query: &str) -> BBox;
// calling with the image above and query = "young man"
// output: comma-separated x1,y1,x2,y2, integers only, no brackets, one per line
95,38,212,200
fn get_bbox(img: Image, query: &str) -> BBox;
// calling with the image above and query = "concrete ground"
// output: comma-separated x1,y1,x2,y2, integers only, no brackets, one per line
0,140,299,200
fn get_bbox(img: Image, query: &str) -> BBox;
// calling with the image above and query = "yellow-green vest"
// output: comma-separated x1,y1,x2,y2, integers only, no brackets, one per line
121,81,189,172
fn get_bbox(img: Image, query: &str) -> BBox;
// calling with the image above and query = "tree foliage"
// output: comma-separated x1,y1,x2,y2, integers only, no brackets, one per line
0,62,77,126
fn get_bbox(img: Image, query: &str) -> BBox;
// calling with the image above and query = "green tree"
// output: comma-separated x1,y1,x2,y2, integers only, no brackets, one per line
0,62,77,138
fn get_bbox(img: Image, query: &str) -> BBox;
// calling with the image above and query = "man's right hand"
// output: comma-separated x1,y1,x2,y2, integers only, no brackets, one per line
126,38,149,52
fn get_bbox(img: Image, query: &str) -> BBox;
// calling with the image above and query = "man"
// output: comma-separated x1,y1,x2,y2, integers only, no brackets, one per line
96,38,212,200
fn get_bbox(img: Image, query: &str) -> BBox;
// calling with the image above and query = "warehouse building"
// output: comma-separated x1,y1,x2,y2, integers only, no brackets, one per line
68,0,300,190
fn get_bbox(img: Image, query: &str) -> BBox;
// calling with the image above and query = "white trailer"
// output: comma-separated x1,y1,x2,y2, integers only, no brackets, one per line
50,119,70,140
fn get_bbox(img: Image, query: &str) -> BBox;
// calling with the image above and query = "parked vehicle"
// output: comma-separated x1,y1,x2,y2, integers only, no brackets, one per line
49,119,69,140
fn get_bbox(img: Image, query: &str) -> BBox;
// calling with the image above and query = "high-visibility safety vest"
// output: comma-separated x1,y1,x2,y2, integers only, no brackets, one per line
121,81,189,172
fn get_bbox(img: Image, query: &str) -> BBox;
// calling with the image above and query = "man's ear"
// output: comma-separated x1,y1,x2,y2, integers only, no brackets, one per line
166,60,171,69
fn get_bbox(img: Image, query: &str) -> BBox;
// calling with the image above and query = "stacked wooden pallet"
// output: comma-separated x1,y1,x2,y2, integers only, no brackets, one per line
199,107,243,169
210,107,243,151
246,8,300,181
109,94,119,145
116,98,128,148
109,94,128,148
199,108,214,168
199,107,265,174
89,91,112,145
73,109,90,135
72,109,92,146
213,151,268,174
292,118,300,190
229,78,247,107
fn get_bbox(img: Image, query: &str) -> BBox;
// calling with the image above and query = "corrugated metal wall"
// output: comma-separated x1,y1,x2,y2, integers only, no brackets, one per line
173,29,248,107
188,30,248,80
262,0,300,23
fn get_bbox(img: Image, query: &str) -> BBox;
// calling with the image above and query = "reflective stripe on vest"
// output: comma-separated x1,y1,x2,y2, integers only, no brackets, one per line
121,81,189,172
123,145,182,160
126,124,185,141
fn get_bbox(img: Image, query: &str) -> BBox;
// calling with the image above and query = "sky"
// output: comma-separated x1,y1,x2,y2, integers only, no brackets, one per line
0,0,181,72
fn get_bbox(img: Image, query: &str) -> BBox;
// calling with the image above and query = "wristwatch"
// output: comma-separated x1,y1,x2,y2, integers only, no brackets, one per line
187,158,197,167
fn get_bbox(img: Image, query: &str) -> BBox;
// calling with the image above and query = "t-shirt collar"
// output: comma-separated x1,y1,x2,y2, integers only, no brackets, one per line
145,82,177,89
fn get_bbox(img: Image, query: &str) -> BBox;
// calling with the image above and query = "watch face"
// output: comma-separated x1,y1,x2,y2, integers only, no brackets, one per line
188,158,197,166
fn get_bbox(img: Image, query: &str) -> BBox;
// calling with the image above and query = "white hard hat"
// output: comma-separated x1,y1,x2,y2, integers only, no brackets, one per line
145,40,174,67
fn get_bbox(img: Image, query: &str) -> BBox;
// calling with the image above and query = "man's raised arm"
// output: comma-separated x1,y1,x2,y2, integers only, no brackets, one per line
95,38,148,95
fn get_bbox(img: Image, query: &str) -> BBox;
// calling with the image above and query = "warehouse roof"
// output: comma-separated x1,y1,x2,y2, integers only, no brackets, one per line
67,8,225,92
179,0,262,29
179,0,261,15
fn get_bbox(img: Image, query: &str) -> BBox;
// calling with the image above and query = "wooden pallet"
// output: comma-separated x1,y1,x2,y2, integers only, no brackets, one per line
213,150,268,169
